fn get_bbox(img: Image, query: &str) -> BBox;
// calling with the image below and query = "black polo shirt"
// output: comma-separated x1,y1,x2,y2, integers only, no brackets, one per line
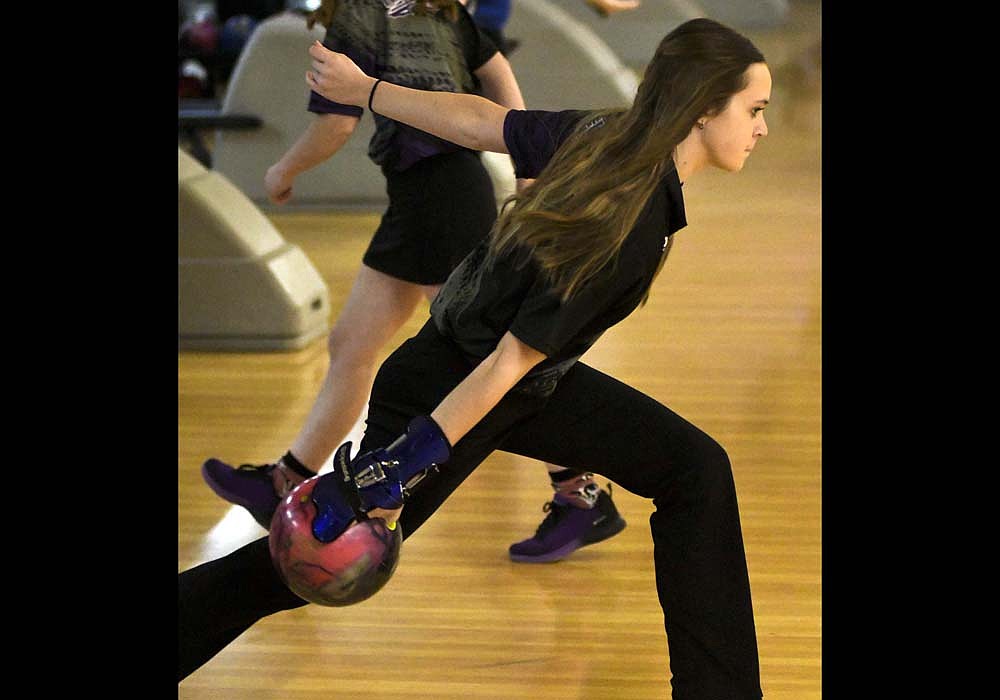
430,108,687,395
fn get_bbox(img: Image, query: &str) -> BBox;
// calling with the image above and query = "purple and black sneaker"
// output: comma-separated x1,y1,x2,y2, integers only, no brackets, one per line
509,485,626,563
201,459,291,529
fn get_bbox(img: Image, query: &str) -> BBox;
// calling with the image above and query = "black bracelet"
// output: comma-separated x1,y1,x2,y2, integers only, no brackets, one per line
368,79,383,114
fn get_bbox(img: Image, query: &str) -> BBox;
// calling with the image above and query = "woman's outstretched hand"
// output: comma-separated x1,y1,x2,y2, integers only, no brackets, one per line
305,41,375,106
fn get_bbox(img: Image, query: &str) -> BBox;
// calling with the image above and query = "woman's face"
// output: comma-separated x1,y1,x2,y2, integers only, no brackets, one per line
702,62,771,172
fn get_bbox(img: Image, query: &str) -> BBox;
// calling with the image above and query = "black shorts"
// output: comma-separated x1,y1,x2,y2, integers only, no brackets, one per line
364,149,498,285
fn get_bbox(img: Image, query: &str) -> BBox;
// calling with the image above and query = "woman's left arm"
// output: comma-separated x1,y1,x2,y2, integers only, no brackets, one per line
474,52,535,191
307,42,510,153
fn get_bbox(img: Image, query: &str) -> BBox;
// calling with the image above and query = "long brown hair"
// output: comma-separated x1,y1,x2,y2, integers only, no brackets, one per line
306,0,459,30
490,18,766,302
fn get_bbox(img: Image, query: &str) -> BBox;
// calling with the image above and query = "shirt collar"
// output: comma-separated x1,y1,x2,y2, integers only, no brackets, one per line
662,165,687,235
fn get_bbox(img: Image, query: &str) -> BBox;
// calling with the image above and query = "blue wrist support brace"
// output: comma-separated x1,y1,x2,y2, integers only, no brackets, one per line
310,416,452,542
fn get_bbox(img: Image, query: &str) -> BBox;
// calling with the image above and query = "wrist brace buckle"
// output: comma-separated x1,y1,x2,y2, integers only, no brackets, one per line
352,458,399,489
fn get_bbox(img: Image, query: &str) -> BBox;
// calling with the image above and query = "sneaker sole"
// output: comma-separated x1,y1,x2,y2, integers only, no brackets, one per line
509,517,627,563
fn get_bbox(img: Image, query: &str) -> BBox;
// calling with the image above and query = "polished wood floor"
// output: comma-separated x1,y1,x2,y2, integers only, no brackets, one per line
179,9,821,699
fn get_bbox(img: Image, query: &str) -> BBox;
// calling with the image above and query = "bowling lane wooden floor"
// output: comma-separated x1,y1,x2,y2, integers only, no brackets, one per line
178,16,821,700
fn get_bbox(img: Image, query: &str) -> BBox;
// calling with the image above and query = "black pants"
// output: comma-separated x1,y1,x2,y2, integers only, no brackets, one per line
179,322,763,699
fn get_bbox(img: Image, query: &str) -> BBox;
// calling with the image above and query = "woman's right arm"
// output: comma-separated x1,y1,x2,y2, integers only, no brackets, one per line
430,331,546,445
305,41,510,154
360,330,546,528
